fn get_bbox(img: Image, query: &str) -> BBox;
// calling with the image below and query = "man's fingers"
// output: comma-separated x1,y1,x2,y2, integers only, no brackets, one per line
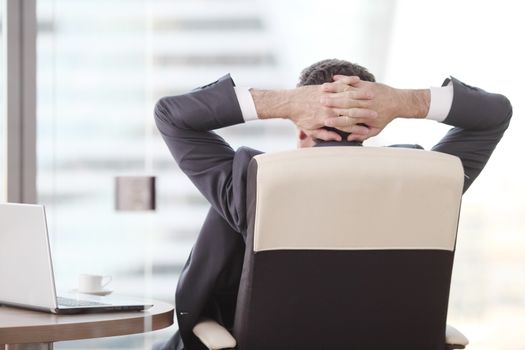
333,75,361,85
321,93,373,108
324,116,350,128
321,76,367,95
332,108,378,120
321,117,370,135
307,129,342,141
336,124,370,136
348,125,370,135
346,133,368,142
338,89,372,100
324,110,377,128
320,81,349,93
347,127,380,142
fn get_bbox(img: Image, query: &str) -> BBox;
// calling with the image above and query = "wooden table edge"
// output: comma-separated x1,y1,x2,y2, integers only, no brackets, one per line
0,301,174,344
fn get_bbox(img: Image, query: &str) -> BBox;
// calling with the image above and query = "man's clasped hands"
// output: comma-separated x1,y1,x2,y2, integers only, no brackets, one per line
283,75,428,142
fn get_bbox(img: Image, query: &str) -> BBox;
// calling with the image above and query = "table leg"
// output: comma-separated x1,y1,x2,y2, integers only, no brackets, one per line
4,343,53,350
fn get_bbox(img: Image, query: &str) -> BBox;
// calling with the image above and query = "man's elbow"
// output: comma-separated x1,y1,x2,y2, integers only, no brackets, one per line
496,94,513,131
503,95,513,130
154,97,172,128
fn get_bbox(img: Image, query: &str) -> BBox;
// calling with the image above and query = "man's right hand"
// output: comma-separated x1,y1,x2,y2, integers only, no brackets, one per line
320,75,430,141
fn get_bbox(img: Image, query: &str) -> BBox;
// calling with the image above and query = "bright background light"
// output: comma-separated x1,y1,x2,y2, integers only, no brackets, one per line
25,0,525,349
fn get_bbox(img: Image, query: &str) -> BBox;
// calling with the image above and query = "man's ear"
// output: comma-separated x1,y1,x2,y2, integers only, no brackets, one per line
299,130,308,140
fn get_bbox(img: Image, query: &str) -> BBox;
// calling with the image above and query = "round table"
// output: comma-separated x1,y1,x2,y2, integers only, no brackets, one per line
0,301,174,350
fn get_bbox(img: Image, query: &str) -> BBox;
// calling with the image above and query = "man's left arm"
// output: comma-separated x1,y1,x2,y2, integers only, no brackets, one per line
430,77,512,192
320,76,513,192
154,74,251,232
155,74,373,232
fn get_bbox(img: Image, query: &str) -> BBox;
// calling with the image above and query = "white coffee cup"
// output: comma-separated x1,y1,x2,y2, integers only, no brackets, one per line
78,274,112,293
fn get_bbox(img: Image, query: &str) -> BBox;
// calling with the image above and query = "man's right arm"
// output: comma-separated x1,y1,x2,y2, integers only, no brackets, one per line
154,74,376,231
154,75,248,232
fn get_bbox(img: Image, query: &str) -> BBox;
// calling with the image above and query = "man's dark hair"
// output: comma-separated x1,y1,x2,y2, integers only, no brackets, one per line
297,58,375,143
298,58,375,87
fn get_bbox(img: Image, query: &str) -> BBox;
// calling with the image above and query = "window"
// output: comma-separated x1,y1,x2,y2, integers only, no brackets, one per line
33,1,525,349
37,0,290,348
0,0,4,200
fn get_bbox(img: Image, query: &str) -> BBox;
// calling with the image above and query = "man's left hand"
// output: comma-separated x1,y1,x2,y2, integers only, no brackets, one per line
320,75,401,141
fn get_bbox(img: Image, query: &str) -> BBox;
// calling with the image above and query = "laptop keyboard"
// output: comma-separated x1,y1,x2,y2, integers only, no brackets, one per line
57,296,110,307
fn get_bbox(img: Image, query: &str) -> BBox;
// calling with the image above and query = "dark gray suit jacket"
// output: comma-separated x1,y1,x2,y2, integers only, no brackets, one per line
154,75,512,350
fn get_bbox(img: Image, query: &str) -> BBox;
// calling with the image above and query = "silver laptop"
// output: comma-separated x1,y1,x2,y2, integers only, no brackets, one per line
0,203,153,314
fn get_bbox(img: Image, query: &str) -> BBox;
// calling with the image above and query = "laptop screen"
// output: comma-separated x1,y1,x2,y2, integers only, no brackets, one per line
0,203,58,311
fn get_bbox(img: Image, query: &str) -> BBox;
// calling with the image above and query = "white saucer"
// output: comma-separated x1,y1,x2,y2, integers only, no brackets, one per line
71,288,113,296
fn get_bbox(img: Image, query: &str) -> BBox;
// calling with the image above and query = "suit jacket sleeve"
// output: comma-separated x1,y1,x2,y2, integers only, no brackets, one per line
431,77,512,193
154,74,254,233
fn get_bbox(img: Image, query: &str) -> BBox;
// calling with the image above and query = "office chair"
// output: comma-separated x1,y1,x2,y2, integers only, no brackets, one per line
192,147,469,350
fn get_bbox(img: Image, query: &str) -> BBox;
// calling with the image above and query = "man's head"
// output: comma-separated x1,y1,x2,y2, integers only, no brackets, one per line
296,59,375,148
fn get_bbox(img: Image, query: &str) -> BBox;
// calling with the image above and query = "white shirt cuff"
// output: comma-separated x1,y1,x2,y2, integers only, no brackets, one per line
234,87,258,122
426,81,453,122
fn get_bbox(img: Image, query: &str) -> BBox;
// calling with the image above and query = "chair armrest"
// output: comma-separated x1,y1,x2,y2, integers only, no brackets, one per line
192,320,467,350
446,324,469,349
192,318,237,350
